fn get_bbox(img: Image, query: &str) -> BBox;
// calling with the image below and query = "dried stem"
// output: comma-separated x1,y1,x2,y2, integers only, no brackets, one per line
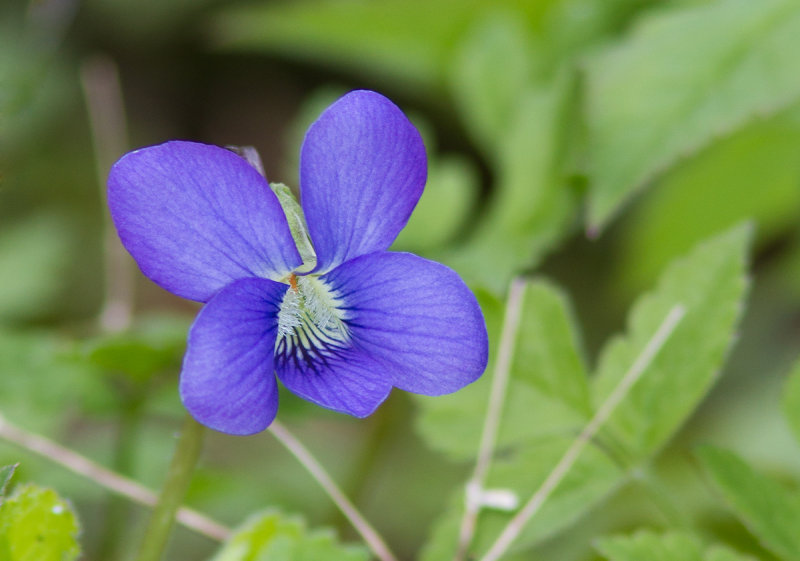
269,420,398,561
454,277,527,561
80,54,134,333
0,411,230,541
479,304,687,561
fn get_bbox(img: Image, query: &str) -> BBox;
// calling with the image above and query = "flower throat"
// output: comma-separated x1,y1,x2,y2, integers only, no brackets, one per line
275,274,350,367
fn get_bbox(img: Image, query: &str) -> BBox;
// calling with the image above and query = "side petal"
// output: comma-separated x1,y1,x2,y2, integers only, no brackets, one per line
300,90,426,273
180,277,287,435
108,141,302,302
323,252,488,395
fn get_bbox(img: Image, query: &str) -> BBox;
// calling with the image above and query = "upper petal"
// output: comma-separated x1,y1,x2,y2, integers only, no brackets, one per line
322,252,488,396
180,277,287,435
108,141,302,302
300,90,426,273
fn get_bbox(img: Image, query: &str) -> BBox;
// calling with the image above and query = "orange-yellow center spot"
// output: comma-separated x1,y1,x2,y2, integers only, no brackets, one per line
289,273,299,293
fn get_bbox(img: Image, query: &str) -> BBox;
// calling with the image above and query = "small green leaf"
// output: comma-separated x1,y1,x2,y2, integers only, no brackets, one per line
697,445,800,561
0,484,80,561
782,357,800,446
596,530,755,561
0,464,17,497
586,0,800,229
211,510,368,561
592,225,750,460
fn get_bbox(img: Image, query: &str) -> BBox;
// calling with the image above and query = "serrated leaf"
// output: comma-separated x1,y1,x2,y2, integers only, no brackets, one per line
698,445,800,561
210,510,368,561
586,0,800,230
420,434,623,561
0,465,17,497
782,357,800,446
592,225,750,460
422,227,749,559
596,530,755,561
0,484,80,561
415,279,591,460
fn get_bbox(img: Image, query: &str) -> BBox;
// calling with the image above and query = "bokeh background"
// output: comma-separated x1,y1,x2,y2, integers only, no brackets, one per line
3,0,800,559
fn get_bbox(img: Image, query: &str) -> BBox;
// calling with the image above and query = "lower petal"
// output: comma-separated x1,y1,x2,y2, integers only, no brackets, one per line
275,341,392,417
180,277,287,435
322,252,488,396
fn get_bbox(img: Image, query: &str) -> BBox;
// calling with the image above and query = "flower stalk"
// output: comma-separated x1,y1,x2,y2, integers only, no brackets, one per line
135,413,206,561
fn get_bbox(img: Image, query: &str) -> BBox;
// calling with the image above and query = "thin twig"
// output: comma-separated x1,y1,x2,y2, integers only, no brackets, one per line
80,55,134,333
454,277,527,561
0,412,231,542
269,420,398,561
479,304,687,561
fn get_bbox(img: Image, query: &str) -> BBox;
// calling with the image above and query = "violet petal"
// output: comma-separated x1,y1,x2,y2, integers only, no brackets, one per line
324,251,488,395
300,91,426,273
180,277,287,435
108,141,302,302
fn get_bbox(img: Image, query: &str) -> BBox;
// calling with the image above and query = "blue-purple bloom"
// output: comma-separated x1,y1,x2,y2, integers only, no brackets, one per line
108,90,488,435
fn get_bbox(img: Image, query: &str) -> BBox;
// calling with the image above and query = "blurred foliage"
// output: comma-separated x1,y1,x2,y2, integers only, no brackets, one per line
210,510,368,561
2,0,800,559
596,531,756,561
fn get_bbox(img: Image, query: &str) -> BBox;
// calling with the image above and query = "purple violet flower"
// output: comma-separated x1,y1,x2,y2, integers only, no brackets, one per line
107,90,488,435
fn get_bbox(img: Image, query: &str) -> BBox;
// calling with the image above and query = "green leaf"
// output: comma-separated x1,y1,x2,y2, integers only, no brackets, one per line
449,13,535,156
616,105,800,295
214,0,553,92
447,73,581,292
0,464,17,498
585,0,800,230
415,279,591,460
592,225,750,460
420,434,623,561
0,484,80,561
596,530,755,561
782,357,800,446
698,445,800,561
422,226,749,558
211,510,368,561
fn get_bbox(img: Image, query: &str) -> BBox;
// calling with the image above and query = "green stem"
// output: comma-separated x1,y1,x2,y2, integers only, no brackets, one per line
97,402,142,560
135,413,205,561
